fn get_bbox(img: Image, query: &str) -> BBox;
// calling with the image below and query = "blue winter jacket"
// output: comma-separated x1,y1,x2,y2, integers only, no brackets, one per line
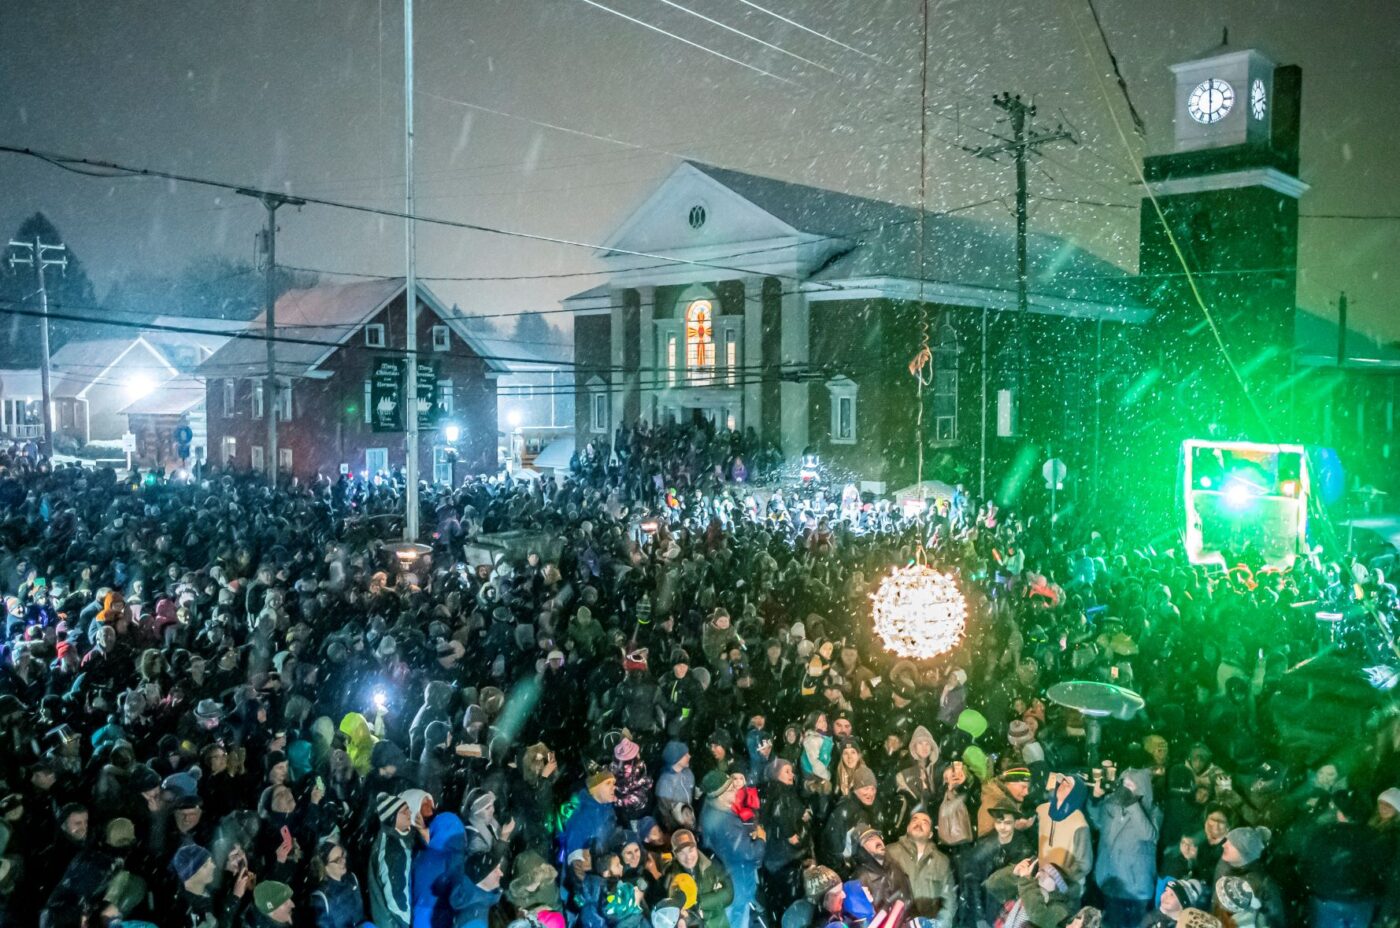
413,813,467,928
310,872,368,928
559,790,617,861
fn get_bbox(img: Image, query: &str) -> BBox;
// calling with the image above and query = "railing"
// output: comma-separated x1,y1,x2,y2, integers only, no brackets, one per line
3,424,43,439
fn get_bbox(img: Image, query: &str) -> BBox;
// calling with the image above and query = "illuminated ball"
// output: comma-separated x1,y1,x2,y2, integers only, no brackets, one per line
871,563,968,660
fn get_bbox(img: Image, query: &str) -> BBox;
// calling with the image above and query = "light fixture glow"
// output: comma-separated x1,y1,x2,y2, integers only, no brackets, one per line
1224,481,1254,510
443,424,461,443
507,411,522,428
871,564,968,660
124,374,156,400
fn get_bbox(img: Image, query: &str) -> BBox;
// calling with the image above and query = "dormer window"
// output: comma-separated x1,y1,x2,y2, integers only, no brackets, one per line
364,324,386,348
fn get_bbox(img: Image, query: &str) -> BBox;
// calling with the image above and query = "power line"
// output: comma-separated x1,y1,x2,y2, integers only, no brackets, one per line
571,0,797,85
648,0,837,74
0,144,842,289
731,0,881,62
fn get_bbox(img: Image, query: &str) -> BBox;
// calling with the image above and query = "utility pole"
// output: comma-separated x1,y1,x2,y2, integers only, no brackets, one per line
967,94,1076,500
236,189,305,480
7,237,67,457
403,0,420,543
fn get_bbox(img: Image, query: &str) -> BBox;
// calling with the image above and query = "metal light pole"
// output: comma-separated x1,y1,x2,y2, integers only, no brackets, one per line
7,237,66,456
403,0,420,542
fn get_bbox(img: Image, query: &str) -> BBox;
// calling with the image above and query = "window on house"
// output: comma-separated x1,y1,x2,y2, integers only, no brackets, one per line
685,299,714,384
666,333,678,387
278,447,293,471
827,377,858,444
220,436,237,465
933,324,958,442
432,325,450,352
222,379,235,417
591,392,608,434
363,380,372,424
725,327,739,385
252,382,264,419
251,445,265,472
275,382,292,422
366,447,389,475
439,379,454,415
997,388,1018,437
364,324,386,348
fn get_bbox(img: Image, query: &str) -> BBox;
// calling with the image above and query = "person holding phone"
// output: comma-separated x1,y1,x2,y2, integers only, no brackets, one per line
1035,773,1093,899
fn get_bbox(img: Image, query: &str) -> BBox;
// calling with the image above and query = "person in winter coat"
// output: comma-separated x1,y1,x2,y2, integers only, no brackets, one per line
890,726,939,835
963,807,1036,928
656,742,696,830
700,771,767,928
307,838,368,928
1296,789,1385,928
463,788,514,858
1212,827,1282,928
1036,773,1093,896
849,826,912,911
1089,768,1161,928
371,793,417,928
413,812,466,927
561,771,621,861
410,681,455,761
820,765,878,871
761,758,810,914
978,769,1034,837
507,849,562,914
666,829,735,928
517,742,562,857
613,738,655,822
983,851,1074,928
886,810,957,926
340,711,382,778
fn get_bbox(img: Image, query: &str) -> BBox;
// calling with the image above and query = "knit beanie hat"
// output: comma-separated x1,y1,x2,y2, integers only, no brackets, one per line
802,865,842,902
1380,787,1400,814
1215,877,1261,914
377,791,409,823
587,769,616,794
662,741,689,767
254,880,294,915
1178,909,1222,928
851,765,877,791
701,770,730,797
171,844,211,883
1224,826,1271,866
1072,907,1104,928
1164,878,1206,910
105,817,137,848
465,851,502,885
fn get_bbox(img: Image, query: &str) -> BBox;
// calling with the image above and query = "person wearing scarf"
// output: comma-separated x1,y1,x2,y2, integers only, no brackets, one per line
1035,773,1093,896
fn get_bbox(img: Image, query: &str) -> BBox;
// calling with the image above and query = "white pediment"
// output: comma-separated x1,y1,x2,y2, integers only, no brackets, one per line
601,162,801,258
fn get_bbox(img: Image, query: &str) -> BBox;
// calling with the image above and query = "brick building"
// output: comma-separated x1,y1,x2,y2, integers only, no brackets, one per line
199,278,502,482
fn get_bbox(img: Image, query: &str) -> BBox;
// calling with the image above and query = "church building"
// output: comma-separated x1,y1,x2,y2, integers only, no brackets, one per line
569,44,1398,498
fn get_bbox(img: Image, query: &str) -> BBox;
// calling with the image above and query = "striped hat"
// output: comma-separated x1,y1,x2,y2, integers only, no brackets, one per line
377,792,408,823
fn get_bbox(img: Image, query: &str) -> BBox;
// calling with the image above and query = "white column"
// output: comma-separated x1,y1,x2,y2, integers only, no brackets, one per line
779,286,809,458
609,289,627,446
741,276,763,436
638,286,656,426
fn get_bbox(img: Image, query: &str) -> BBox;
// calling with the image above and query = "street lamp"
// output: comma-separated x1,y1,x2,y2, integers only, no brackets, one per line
443,423,461,443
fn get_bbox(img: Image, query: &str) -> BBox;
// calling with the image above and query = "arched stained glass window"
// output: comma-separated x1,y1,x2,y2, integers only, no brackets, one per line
686,299,714,381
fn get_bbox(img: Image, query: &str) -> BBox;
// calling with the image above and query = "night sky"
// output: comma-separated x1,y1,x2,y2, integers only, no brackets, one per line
1,0,1397,346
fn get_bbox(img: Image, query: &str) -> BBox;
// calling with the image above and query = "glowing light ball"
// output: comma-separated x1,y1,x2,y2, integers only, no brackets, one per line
871,563,968,659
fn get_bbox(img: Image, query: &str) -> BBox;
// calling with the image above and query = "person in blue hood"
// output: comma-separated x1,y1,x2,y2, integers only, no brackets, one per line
1035,772,1093,896
411,812,506,928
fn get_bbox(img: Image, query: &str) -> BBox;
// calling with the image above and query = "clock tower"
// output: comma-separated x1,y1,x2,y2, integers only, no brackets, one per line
1139,42,1305,432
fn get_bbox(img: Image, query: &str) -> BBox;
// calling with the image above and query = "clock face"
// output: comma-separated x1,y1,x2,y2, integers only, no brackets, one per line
1187,78,1235,124
1251,79,1267,120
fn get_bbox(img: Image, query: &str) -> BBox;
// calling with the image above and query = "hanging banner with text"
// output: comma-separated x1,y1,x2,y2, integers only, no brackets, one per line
371,358,405,432
371,358,442,432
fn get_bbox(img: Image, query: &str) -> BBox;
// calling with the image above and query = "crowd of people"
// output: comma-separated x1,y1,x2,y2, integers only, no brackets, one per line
0,422,1396,928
